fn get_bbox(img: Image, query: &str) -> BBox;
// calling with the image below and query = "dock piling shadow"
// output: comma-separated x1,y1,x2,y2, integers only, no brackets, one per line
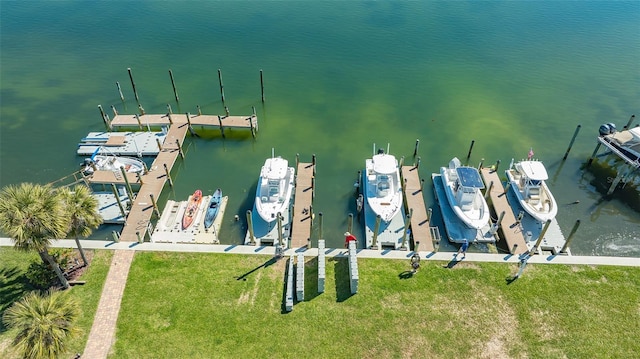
330,257,353,302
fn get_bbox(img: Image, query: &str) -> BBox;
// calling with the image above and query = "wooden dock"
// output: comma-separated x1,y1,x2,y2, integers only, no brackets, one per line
290,160,315,248
109,113,257,136
401,166,435,252
480,168,528,254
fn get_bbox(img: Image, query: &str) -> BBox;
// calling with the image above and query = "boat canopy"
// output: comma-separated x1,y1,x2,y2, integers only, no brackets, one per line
372,154,397,174
519,161,548,181
456,167,485,189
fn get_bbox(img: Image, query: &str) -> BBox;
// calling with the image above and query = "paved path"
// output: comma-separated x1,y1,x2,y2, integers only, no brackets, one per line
82,250,135,359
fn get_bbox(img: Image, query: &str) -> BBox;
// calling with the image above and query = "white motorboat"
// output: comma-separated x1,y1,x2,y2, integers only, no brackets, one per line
598,123,640,165
364,147,403,223
439,157,490,229
82,148,145,175
254,154,295,223
506,159,558,222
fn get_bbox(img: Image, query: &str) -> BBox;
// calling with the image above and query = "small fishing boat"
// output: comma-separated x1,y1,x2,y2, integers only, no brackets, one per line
255,150,295,223
440,157,490,229
81,147,144,175
203,188,222,229
506,157,558,222
182,189,203,230
364,146,403,223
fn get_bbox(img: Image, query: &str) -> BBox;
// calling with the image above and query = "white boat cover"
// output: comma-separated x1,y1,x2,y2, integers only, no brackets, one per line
372,154,397,174
519,161,548,181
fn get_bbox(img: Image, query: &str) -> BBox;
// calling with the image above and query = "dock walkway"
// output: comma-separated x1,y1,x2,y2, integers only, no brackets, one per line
401,166,435,252
480,168,527,254
109,113,257,136
290,161,315,248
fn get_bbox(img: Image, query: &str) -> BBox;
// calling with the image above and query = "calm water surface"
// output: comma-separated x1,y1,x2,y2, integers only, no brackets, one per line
1,1,639,256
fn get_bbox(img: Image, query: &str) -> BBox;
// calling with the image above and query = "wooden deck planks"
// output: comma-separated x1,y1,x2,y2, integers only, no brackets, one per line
110,113,257,130
290,162,315,248
480,168,528,254
401,166,434,252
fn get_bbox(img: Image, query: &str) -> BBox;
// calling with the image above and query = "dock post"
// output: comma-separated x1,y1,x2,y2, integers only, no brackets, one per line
225,106,229,117
413,139,420,157
127,67,139,103
491,211,505,235
503,181,511,195
167,111,173,125
116,81,124,101
311,176,315,199
511,243,518,254
466,139,475,162
587,142,602,167
372,215,381,249
420,178,425,192
493,159,501,173
197,105,202,116
401,208,413,251
98,105,111,130
623,114,635,130
560,219,580,254
176,139,184,159
218,69,225,104
312,154,317,176
277,212,283,248
563,124,581,160
260,69,265,102
217,115,226,138
110,105,118,117
247,210,256,245
149,193,160,218
185,112,195,136
136,231,143,244
484,181,493,199
414,156,421,169
347,213,353,234
136,171,144,185
427,207,432,222
119,167,135,201
249,114,256,138
478,158,484,170
167,103,173,114
110,184,127,220
169,69,179,102
112,231,120,243
163,163,173,187
318,212,323,240
355,170,361,194
134,114,143,130
296,153,300,169
399,156,404,168
156,137,163,152
529,219,552,256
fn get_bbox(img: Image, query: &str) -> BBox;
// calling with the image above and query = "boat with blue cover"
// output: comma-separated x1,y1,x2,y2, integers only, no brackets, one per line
439,157,490,229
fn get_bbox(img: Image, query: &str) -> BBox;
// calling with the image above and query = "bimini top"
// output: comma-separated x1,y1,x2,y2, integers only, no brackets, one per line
261,157,289,179
519,161,548,181
456,167,485,188
372,154,397,174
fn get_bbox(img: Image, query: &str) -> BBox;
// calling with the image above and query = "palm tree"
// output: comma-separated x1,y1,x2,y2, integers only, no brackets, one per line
58,185,103,267
2,289,80,359
0,183,70,289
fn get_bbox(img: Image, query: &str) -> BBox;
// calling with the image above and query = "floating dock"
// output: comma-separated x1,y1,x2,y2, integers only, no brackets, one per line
432,174,496,244
401,165,438,251
290,159,315,248
93,188,130,224
152,195,228,244
77,131,167,156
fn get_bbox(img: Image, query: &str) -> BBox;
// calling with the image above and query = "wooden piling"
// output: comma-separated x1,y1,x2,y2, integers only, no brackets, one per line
492,211,505,235
169,69,179,102
149,193,160,218
185,112,195,136
277,212,283,247
176,139,184,159
163,163,173,187
623,114,635,130
247,210,255,245
136,171,143,185
484,180,493,199
560,219,580,254
112,230,120,243
372,214,381,249
156,138,163,152
260,69,265,102
218,69,225,104
587,142,602,167
478,158,484,170
347,213,353,234
127,67,139,103
111,105,118,116
414,156,421,169
312,154,316,176
420,178,425,192
503,181,511,195
167,103,173,114
427,207,432,221
493,159,501,172
249,114,256,138
110,184,127,219
311,176,315,199
197,105,202,116
217,115,226,138
138,104,145,116
355,170,361,193
563,124,581,160
413,139,420,157
399,156,404,168
224,106,229,117
296,153,300,169
134,114,143,130
116,81,124,101
529,219,552,256
119,167,135,201
466,139,475,160
98,105,111,130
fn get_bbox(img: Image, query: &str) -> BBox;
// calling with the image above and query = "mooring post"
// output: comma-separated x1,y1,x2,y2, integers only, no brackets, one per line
399,156,404,168
260,69,265,102
197,105,202,116
138,104,145,116
119,167,135,201
511,243,518,254
492,211,505,235
167,103,173,114
372,214,381,249
295,153,300,169
127,67,139,103
466,139,475,161
347,213,353,234
134,114,143,130
401,208,413,251
163,163,173,187
312,154,317,176
563,124,582,160
427,207,432,222
484,180,493,199
529,219,552,256
309,204,314,223
156,138,163,152
355,170,361,193
420,178,425,192
217,115,225,138
623,114,636,130
478,158,485,170
136,171,144,185
414,156,421,169
169,69,179,102
218,68,225,104
560,219,580,254
277,212,283,247
149,193,160,218
112,230,120,243
116,81,124,101
111,105,118,117
493,159,501,173
249,114,256,138
503,181,511,195
587,142,602,167
185,112,195,135
413,139,420,157
247,210,256,245
318,212,323,240
176,139,184,159
98,105,111,130
311,176,315,199
110,184,127,219
224,106,230,117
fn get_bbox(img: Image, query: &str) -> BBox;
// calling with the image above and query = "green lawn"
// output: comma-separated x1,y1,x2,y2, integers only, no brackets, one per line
112,252,640,359
0,247,113,359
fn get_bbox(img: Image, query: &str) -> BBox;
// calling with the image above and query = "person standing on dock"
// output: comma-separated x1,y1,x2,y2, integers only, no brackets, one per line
344,232,357,248
456,238,469,260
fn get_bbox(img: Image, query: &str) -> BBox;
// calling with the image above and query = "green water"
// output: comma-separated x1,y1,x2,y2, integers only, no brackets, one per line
1,1,639,256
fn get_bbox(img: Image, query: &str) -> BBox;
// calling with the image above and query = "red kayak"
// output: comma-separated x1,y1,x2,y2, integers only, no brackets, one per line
182,190,203,230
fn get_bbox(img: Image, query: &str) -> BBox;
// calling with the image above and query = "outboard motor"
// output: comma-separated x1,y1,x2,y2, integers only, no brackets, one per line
607,123,617,133
83,158,94,166
377,148,385,154
599,123,611,136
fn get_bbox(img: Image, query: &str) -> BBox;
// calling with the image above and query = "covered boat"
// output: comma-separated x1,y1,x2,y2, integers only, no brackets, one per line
439,157,490,229
255,155,295,223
